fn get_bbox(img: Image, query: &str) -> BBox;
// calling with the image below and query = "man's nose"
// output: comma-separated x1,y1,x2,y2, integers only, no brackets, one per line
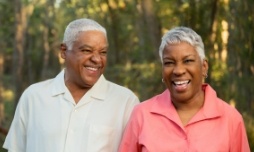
91,52,102,63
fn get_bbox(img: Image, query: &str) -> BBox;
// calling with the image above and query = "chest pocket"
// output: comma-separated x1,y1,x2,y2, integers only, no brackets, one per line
87,124,115,152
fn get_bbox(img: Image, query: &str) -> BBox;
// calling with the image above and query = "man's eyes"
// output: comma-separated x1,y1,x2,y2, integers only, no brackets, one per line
100,51,107,55
80,49,92,53
79,49,107,56
184,59,195,63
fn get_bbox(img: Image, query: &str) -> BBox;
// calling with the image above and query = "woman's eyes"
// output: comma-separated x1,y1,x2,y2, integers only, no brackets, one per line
164,61,174,66
163,59,195,65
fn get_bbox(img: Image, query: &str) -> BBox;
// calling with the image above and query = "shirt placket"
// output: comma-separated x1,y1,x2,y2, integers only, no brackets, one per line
63,100,91,152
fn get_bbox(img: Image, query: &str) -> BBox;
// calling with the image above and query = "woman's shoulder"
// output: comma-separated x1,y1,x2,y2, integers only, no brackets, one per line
219,98,243,120
134,90,168,112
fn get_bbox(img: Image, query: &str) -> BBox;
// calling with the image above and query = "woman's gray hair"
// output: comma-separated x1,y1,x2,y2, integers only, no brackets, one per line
159,26,205,62
63,18,107,50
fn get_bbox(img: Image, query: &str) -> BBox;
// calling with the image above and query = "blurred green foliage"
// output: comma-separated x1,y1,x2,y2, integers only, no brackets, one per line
0,0,253,151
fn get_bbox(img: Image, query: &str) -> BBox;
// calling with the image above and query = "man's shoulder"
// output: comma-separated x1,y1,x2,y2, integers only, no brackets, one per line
103,80,140,104
17,78,56,106
25,78,55,94
106,80,136,96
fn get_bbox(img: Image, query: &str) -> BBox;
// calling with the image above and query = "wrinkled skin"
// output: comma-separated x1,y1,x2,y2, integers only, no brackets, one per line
60,30,108,102
162,42,208,106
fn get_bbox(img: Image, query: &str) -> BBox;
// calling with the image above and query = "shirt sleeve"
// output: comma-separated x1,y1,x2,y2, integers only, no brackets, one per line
230,114,250,152
119,106,142,152
3,90,29,152
123,95,140,127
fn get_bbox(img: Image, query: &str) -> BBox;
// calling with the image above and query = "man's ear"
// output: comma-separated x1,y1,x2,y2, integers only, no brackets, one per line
60,43,67,59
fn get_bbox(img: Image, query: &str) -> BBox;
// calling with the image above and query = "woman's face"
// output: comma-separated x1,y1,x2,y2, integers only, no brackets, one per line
162,42,208,103
61,30,108,89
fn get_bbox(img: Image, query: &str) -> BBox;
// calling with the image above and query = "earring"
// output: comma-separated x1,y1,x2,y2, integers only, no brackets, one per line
205,73,208,79
162,78,165,83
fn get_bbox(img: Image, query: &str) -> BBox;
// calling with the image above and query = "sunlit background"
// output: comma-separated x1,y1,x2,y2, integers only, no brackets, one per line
0,0,253,151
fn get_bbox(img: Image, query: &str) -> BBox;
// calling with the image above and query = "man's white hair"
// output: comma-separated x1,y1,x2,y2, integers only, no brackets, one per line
63,18,107,50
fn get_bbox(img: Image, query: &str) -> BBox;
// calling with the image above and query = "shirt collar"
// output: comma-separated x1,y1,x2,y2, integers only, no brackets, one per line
150,84,223,124
51,69,66,96
88,74,108,100
201,84,223,118
150,90,181,124
51,69,108,101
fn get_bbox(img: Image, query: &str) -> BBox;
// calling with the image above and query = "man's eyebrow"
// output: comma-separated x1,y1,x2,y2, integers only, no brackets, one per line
184,54,196,58
78,44,92,49
78,44,109,49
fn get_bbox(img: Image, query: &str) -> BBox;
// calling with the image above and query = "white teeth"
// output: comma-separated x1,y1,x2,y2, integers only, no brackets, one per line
86,67,98,71
174,80,189,85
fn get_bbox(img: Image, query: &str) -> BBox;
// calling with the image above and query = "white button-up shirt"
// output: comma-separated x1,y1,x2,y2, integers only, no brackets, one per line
3,70,139,152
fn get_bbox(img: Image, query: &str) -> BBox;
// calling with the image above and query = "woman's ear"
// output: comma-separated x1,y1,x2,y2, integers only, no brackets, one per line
202,59,209,77
60,43,67,59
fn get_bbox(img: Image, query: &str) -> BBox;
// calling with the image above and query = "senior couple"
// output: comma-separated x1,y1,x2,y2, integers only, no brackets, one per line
3,18,250,152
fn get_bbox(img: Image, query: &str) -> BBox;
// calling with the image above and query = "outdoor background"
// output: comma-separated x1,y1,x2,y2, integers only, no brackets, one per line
0,0,253,151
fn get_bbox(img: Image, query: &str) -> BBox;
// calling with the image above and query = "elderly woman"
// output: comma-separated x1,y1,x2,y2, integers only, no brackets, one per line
119,27,250,152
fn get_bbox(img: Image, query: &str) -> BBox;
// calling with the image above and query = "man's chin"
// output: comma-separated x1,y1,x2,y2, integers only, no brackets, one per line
83,77,100,87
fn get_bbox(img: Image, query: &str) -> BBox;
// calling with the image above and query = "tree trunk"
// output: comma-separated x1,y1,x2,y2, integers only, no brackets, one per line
13,0,25,108
141,0,161,59
13,0,34,109
106,0,120,64
0,53,4,125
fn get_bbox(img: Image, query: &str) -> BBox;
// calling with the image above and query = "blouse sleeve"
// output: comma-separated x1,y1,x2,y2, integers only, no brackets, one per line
118,106,142,152
230,114,250,152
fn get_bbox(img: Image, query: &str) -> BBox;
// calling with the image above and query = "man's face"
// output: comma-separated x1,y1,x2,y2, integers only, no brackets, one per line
61,30,108,89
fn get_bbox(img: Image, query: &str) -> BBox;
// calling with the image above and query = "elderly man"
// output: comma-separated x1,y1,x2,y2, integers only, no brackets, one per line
3,18,139,152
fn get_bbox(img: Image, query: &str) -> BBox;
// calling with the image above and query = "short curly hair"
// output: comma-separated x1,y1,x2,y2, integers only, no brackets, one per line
159,26,205,62
63,18,107,50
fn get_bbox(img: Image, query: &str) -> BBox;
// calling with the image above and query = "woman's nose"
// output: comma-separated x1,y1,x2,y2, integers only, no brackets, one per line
173,63,186,76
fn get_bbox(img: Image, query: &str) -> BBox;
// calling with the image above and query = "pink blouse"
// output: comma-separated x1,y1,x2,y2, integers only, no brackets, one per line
119,84,250,152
